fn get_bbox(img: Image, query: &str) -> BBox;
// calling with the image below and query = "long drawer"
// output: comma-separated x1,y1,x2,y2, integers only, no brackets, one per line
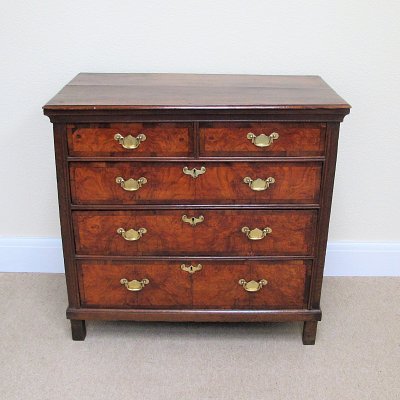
73,210,317,256
78,260,310,309
70,162,322,204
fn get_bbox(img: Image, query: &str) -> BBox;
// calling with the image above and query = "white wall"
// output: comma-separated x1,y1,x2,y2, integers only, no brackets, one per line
1,0,399,243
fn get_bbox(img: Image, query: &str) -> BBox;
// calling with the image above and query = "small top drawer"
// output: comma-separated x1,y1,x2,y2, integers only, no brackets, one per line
67,123,194,157
199,122,326,157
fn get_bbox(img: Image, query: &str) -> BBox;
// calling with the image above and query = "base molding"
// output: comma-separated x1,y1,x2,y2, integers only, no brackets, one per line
66,308,322,322
0,238,399,276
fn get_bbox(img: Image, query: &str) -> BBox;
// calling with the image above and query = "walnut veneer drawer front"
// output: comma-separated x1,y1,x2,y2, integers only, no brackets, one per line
78,260,309,309
200,122,326,157
73,210,317,256
70,162,322,204
44,73,350,344
67,123,193,157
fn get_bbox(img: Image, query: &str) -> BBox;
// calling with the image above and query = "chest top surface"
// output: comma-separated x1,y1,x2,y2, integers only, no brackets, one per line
43,73,350,111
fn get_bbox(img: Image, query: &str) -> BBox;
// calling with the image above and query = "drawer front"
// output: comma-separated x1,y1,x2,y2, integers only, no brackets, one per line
73,210,317,256
78,260,309,309
200,122,325,156
78,260,191,309
67,123,193,157
70,162,321,204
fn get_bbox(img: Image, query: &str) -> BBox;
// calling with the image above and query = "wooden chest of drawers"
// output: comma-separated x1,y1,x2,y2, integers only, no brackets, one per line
44,73,350,344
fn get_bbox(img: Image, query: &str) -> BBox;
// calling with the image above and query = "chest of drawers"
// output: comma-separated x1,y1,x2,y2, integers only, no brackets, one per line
44,73,350,344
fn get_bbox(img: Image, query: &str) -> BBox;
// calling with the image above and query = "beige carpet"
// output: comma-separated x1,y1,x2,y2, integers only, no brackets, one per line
0,273,399,400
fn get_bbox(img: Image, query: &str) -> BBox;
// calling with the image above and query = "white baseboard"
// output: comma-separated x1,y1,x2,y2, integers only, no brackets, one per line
0,238,399,276
324,242,400,276
0,238,65,273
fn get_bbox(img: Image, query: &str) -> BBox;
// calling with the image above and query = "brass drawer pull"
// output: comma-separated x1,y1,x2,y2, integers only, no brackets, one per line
114,133,146,149
243,177,275,191
241,226,272,240
116,176,147,191
182,215,204,226
181,263,203,274
120,278,149,291
183,166,206,179
117,227,147,241
238,279,268,292
247,132,279,147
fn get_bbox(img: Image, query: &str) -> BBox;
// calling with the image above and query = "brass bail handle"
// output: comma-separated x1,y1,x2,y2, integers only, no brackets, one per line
114,133,146,149
238,279,268,292
243,177,275,191
117,227,147,241
120,278,149,291
241,226,272,240
247,132,279,147
116,176,147,191
183,166,206,179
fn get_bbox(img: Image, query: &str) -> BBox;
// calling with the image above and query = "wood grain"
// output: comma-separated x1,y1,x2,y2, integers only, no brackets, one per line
79,261,191,308
43,73,350,110
78,260,309,309
193,260,308,309
200,122,325,157
72,209,317,256
69,162,322,204
67,122,193,157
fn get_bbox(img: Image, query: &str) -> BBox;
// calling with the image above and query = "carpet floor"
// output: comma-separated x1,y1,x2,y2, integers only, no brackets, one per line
0,273,399,400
